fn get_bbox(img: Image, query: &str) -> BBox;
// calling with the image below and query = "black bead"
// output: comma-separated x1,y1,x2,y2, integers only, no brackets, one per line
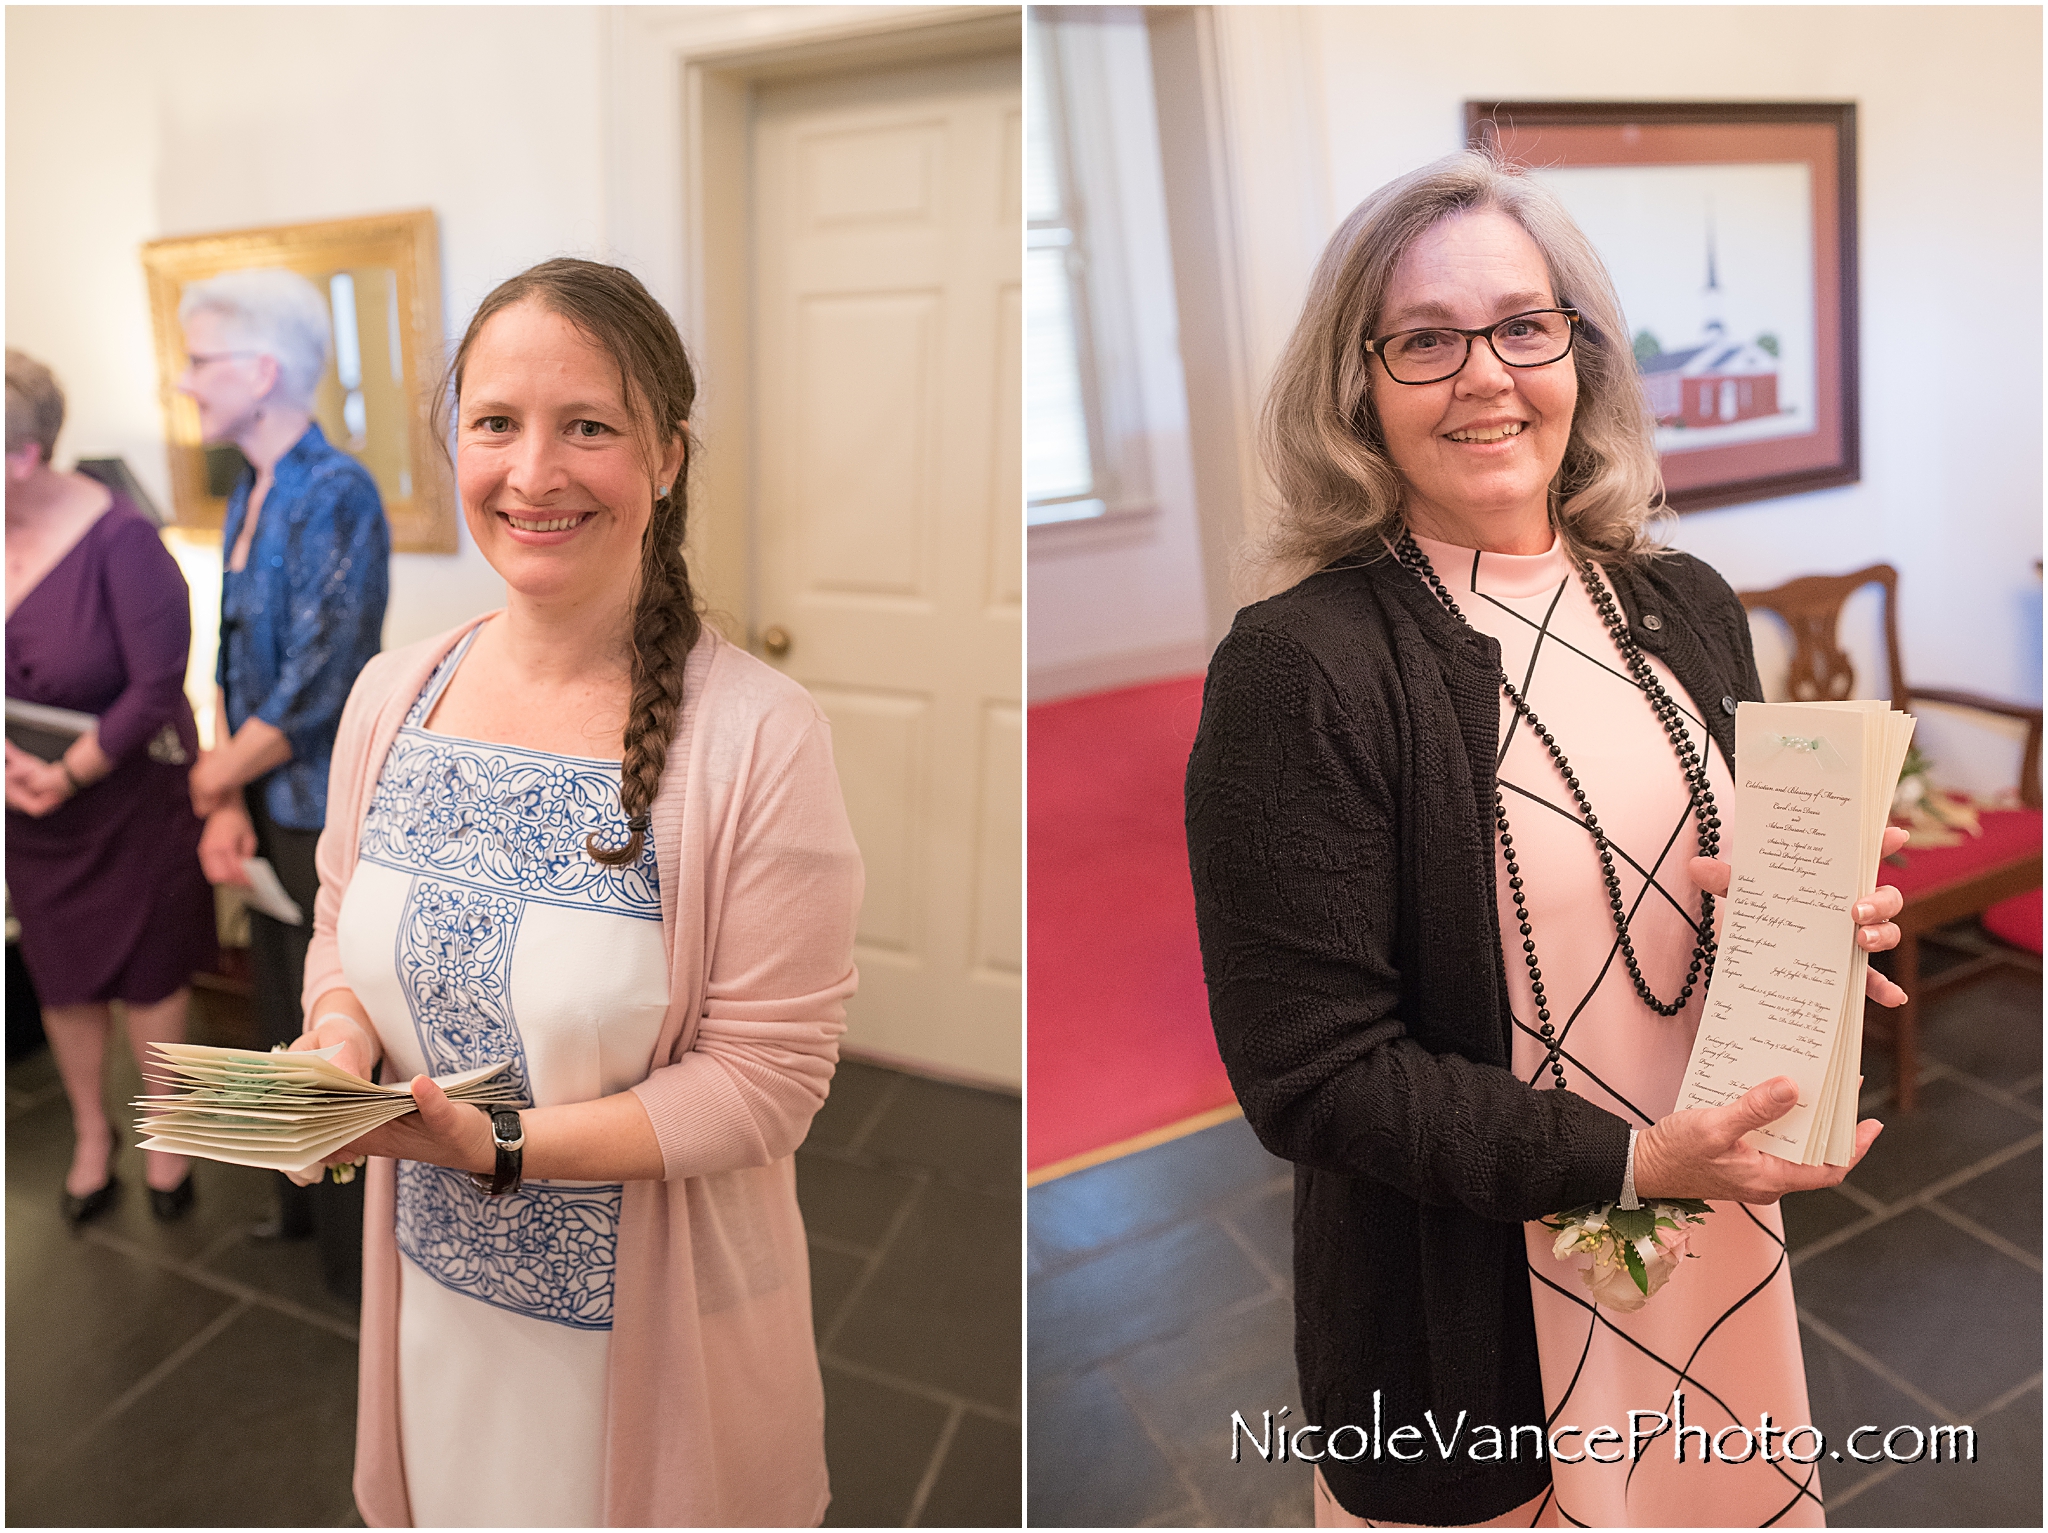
1402,531,1717,1021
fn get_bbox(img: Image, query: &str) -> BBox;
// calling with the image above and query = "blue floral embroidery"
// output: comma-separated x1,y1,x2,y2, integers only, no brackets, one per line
396,1162,621,1330
358,639,659,920
405,633,473,729
360,735,659,918
395,878,531,1100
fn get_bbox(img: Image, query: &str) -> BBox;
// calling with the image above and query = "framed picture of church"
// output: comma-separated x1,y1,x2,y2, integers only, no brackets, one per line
1466,102,1859,513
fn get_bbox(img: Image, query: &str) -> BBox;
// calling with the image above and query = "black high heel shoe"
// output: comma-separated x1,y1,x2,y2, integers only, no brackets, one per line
61,1174,120,1228
148,1174,196,1222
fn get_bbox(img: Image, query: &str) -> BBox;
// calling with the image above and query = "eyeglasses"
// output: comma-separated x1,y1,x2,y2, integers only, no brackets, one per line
1364,308,1580,386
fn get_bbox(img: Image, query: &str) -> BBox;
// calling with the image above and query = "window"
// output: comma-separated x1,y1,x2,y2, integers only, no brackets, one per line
1024,10,1172,537
1025,16,1105,525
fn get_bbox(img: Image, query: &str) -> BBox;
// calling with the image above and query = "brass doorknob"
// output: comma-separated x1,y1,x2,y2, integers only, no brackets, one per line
762,625,792,658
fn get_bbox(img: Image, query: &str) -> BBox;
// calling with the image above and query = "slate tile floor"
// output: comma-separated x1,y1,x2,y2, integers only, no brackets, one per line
1028,958,2041,1528
7,987,1020,1527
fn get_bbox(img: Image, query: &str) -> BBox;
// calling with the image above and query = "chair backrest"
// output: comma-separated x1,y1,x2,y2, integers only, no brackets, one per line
1737,563,1910,712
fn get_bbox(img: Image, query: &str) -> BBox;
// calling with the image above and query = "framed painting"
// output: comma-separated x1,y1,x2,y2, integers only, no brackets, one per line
141,208,455,552
1467,102,1859,513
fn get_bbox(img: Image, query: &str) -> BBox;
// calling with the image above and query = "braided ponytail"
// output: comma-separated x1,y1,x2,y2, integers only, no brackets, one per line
589,481,700,867
442,258,704,868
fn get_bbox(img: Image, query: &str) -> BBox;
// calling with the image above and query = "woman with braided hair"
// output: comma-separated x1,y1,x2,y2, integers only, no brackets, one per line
285,258,863,1527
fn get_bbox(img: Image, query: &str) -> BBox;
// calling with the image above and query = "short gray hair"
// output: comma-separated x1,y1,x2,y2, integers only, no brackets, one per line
178,267,332,411
6,349,64,460
1257,148,1663,582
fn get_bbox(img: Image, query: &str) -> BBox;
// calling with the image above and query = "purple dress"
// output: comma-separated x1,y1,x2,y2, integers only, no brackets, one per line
6,497,217,1006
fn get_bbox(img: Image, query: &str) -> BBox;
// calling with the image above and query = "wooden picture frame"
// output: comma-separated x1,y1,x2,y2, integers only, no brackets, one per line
1467,102,1859,513
140,208,455,552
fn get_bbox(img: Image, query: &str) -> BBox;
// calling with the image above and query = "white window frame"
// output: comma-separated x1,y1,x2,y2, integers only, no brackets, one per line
1027,10,1158,537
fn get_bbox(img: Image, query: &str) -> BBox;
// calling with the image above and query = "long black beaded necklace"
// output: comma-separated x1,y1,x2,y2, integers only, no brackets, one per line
1394,529,1721,1091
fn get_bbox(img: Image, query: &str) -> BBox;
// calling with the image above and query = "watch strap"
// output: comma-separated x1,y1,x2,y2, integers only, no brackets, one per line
468,1108,524,1196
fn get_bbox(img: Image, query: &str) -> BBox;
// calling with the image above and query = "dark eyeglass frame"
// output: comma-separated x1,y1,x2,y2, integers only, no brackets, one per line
1363,307,1582,386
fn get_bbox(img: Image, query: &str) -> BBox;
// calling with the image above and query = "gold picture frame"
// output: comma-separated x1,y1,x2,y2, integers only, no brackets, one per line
141,208,455,553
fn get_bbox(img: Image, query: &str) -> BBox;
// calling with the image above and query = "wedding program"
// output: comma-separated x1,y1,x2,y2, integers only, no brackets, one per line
1676,700,1914,1166
136,1043,521,1174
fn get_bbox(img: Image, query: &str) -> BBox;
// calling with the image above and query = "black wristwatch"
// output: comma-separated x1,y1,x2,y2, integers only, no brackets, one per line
469,1109,524,1197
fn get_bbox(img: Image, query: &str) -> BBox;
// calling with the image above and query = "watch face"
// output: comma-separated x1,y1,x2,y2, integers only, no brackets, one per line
493,1111,520,1144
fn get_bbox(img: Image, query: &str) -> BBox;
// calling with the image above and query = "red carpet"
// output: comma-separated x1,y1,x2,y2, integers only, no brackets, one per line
1983,887,2042,954
1028,674,1234,1172
1881,807,2043,902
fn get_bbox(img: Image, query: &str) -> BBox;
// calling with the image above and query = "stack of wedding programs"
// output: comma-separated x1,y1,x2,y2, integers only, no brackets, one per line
1675,700,1915,1167
5,697,96,761
135,1043,523,1174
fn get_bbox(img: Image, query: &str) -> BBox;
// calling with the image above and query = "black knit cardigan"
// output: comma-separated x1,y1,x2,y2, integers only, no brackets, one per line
1184,544,1762,1524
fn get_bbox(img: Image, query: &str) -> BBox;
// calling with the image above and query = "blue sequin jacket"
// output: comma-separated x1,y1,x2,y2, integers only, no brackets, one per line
217,421,390,829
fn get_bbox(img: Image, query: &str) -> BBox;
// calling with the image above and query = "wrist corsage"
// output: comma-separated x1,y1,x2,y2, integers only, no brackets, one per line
1541,1199,1711,1312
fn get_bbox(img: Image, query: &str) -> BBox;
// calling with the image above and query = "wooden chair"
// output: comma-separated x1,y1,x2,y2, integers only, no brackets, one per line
1738,564,2043,1112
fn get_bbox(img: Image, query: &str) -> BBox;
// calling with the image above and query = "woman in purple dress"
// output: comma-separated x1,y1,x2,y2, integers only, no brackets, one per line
4,348,217,1224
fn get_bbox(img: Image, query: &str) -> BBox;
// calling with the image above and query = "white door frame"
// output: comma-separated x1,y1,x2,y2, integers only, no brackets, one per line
602,4,1022,636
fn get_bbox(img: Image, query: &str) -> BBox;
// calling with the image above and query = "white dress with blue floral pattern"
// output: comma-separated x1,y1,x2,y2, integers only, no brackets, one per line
336,628,669,1527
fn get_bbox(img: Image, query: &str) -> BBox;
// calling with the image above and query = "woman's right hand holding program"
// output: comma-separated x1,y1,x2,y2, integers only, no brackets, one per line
1633,1076,1883,1204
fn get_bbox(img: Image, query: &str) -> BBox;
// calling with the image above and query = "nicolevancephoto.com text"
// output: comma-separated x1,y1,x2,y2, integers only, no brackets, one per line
1231,1393,1978,1470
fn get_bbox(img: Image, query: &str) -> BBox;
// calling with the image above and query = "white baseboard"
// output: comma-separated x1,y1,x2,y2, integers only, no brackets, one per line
1027,638,1211,704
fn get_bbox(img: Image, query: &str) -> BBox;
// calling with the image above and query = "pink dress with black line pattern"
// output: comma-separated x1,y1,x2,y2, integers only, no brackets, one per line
1406,532,1823,1529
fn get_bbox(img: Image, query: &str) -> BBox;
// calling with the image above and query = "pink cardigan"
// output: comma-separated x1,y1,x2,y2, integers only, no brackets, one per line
302,616,862,1527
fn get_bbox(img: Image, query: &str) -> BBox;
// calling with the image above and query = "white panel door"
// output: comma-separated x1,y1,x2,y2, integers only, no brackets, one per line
754,53,1022,1087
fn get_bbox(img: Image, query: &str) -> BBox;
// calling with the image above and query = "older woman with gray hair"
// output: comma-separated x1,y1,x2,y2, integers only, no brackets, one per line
1185,151,1909,1527
177,266,390,1263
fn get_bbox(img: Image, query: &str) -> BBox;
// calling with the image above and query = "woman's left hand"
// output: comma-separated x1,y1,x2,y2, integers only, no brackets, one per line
188,751,234,819
1688,824,1912,1006
284,1076,496,1188
3,739,37,787
5,752,71,817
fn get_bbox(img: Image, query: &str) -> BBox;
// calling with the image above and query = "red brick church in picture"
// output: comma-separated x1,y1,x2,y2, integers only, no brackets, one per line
1635,220,1783,431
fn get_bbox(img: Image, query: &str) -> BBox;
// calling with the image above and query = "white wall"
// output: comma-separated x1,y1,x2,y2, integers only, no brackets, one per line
7,4,615,689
